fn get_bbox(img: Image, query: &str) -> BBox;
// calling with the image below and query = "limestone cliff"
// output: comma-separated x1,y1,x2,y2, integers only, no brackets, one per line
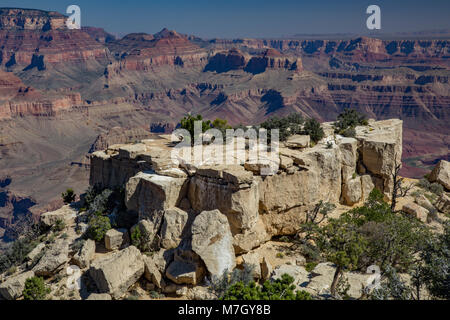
90,119,402,250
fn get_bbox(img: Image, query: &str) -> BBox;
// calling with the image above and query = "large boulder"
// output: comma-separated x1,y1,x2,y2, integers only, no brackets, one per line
33,239,70,277
26,243,46,265
40,205,76,228
337,137,358,181
233,218,269,254
143,256,164,289
105,228,130,251
402,202,429,223
0,271,35,300
429,160,450,190
435,193,450,214
188,166,259,234
191,210,236,278
72,239,96,269
167,239,206,285
361,175,375,201
271,264,309,290
285,135,310,149
160,208,189,249
125,172,188,221
89,246,144,299
306,262,371,299
342,176,362,205
153,248,175,274
241,252,261,279
355,119,403,198
166,260,201,285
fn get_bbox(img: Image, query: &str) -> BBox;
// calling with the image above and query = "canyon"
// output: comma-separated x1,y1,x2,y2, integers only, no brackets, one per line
0,8,449,244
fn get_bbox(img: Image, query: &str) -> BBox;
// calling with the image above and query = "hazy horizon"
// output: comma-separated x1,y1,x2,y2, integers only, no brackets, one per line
1,0,450,39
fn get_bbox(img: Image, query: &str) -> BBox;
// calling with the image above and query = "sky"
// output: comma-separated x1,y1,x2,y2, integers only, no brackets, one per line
2,0,450,38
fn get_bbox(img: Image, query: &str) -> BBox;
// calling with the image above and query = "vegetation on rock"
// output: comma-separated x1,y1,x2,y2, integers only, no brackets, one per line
61,188,76,204
86,213,111,242
23,276,50,300
333,109,368,137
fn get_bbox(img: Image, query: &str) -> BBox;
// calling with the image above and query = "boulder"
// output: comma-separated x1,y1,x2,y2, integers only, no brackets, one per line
72,239,96,269
402,202,429,223
361,175,375,201
285,135,310,149
86,293,112,300
191,210,236,278
40,205,76,228
33,239,70,277
26,243,46,263
435,193,450,214
429,160,450,190
355,119,403,198
415,194,433,210
89,246,145,299
143,256,164,288
105,228,130,251
160,208,189,249
241,252,261,279
260,257,273,280
271,264,309,290
188,171,259,234
233,219,269,254
307,263,370,299
0,271,35,300
279,155,293,170
153,248,175,274
306,262,335,296
337,137,358,181
125,172,188,221
342,176,362,205
166,260,200,285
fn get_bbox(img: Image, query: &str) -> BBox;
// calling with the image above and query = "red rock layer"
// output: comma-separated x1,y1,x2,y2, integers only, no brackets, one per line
0,70,82,118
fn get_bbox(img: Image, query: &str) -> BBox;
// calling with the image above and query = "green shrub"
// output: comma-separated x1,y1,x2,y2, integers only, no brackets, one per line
333,109,368,135
223,274,312,300
53,219,66,232
23,276,50,300
0,237,39,274
305,262,318,273
430,183,444,196
61,188,76,204
87,213,111,242
6,266,17,276
180,114,212,145
259,113,304,142
417,178,431,190
303,118,324,143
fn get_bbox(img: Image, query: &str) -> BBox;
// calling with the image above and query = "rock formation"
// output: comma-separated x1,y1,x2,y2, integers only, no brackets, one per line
90,119,402,252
